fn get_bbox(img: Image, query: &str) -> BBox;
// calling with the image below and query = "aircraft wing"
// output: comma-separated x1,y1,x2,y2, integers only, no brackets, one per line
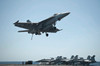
14,22,38,29
38,16,54,25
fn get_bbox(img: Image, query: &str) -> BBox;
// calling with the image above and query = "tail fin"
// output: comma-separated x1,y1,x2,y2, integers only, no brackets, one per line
87,55,91,60
74,55,78,61
91,55,96,62
18,30,29,32
70,55,74,60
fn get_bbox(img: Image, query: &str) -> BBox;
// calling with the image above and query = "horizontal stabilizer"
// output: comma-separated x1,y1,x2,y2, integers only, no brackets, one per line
18,30,29,32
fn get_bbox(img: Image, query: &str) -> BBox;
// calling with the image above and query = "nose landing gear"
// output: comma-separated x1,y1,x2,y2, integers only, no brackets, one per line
31,34,33,40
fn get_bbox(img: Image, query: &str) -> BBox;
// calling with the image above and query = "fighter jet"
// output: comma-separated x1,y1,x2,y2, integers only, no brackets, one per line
14,11,70,39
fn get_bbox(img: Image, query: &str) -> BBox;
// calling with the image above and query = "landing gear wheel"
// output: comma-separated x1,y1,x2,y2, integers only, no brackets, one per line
46,33,49,37
54,27,56,29
35,32,38,35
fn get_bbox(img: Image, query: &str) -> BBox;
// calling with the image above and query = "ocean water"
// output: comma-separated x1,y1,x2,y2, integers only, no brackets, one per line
0,61,100,66
0,61,22,64
0,61,39,64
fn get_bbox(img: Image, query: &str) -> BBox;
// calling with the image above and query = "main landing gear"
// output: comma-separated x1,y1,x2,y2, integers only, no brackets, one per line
46,33,49,37
31,34,33,40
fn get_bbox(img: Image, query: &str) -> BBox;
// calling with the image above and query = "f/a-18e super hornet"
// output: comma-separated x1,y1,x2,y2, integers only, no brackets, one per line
14,11,70,39
36,55,96,65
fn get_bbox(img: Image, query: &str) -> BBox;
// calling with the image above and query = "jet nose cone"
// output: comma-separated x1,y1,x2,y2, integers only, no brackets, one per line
57,12,70,21
65,12,70,15
60,12,70,17
67,12,70,14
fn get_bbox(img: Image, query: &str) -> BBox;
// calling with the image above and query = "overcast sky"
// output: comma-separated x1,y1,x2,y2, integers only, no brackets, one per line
0,0,100,61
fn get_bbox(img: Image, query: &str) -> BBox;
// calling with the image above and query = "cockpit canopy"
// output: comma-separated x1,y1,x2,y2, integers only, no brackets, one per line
54,13,59,16
27,20,31,23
